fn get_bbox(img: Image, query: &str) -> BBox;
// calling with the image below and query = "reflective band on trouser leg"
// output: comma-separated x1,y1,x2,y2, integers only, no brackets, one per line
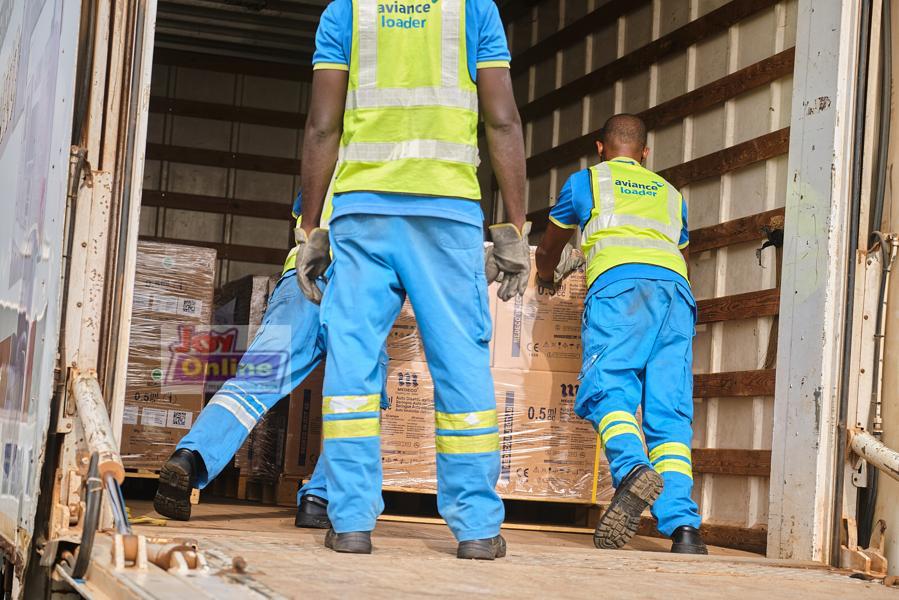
435,409,498,431
323,394,380,415
653,458,693,480
323,418,380,440
436,433,500,454
648,442,692,463
598,410,643,449
322,394,382,439
207,391,259,432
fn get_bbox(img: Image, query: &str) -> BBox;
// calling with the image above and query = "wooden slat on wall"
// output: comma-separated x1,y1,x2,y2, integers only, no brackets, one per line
149,97,306,129
154,48,312,81
694,370,776,398
526,48,796,176
693,449,771,477
146,143,302,176
697,289,780,324
140,236,287,266
690,208,785,254
510,0,650,76
517,0,781,123
142,190,290,221
659,128,790,189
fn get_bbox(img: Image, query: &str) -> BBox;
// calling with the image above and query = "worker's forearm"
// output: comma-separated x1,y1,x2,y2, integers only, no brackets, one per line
300,126,340,234
486,120,527,230
535,243,563,282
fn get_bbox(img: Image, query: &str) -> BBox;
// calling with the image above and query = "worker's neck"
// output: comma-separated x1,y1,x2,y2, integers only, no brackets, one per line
604,149,643,164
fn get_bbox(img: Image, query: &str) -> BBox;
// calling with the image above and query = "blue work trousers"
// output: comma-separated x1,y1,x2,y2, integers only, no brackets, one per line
575,278,702,536
178,273,387,503
320,214,503,542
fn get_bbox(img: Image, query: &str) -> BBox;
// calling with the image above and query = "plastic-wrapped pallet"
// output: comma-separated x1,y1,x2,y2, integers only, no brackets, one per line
119,241,216,470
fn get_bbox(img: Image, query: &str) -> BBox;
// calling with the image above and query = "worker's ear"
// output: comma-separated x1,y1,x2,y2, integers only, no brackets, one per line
595,141,605,161
642,146,650,165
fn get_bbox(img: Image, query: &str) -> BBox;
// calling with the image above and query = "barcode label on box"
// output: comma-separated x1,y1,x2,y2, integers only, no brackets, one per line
140,407,168,427
167,410,193,430
132,295,203,317
122,404,139,425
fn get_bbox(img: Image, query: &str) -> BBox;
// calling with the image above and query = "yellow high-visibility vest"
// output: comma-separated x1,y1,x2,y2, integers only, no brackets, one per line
333,0,481,200
582,158,688,287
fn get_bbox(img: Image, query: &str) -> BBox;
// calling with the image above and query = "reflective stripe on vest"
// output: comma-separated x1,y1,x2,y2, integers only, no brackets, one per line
582,160,688,286
334,0,481,200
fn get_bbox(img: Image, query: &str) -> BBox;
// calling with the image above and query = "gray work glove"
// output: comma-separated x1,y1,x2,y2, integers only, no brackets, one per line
294,227,331,305
536,243,585,294
485,222,532,302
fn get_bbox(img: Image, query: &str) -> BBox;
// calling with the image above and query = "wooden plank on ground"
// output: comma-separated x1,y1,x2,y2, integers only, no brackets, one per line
510,0,650,76
139,236,287,265
639,519,767,554
697,288,780,324
526,48,795,176
693,449,772,477
690,208,786,254
149,96,306,129
146,143,301,176
517,0,781,123
694,370,776,398
153,48,312,81
659,128,790,188
142,190,290,221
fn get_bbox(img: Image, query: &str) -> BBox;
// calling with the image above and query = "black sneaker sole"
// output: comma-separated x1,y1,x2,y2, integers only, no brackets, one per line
457,537,507,560
594,469,664,550
153,462,192,521
295,512,331,529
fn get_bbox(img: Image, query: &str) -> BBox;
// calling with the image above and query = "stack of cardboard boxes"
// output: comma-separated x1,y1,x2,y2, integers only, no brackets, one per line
282,249,613,503
119,241,216,470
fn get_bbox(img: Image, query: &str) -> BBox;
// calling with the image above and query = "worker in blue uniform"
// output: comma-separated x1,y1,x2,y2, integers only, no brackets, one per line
535,114,707,555
294,0,530,559
153,191,388,530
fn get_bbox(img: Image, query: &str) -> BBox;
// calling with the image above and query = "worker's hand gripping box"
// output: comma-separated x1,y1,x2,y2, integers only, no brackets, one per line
491,249,587,372
120,241,216,470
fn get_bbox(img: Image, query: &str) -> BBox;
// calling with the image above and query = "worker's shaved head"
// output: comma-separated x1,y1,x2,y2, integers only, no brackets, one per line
601,114,647,149
597,114,649,163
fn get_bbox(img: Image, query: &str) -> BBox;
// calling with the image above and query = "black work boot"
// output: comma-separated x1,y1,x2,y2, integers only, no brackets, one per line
153,449,201,521
295,494,331,529
457,535,507,560
670,526,708,555
324,529,372,554
594,465,664,550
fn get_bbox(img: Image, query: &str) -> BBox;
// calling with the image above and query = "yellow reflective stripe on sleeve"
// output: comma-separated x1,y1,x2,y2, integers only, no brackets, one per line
598,410,640,434
549,215,577,230
649,442,692,464
476,60,510,70
314,62,349,71
435,433,500,454
435,409,498,431
678,240,689,250
323,418,380,439
322,394,380,415
654,459,693,479
600,423,643,447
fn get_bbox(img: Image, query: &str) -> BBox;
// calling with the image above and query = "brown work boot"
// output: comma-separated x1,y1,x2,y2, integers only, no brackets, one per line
594,465,663,550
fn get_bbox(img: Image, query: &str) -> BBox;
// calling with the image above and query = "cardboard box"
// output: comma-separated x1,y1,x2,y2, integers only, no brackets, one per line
120,241,216,470
491,367,609,502
214,274,279,341
386,300,427,363
381,362,437,489
283,365,325,477
491,248,587,372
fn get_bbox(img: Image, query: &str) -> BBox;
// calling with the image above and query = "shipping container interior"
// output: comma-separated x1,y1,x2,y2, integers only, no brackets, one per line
130,0,799,555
